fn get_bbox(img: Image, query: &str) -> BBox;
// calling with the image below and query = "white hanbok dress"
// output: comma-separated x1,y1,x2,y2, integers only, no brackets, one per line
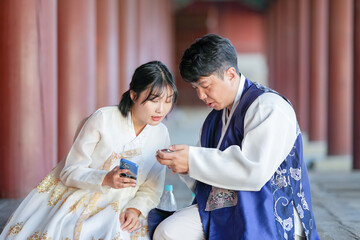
0,106,169,240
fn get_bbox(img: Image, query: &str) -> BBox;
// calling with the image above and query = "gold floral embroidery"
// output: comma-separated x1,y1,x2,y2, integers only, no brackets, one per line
113,233,123,240
88,206,105,218
122,149,142,159
130,224,149,239
69,195,87,213
49,183,68,206
8,222,23,236
110,201,120,212
74,193,101,240
57,188,76,210
102,149,141,171
26,230,52,240
36,174,59,193
102,152,121,171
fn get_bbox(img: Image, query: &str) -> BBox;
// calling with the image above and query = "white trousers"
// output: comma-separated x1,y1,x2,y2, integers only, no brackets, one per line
153,204,205,240
153,204,306,240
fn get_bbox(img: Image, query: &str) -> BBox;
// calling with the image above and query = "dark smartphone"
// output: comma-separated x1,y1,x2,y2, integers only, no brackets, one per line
120,158,138,180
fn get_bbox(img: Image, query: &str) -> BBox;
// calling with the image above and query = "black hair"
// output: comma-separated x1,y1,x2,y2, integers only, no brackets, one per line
118,61,178,117
179,34,240,83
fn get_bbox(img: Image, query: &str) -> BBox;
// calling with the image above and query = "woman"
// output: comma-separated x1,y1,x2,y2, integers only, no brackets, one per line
0,61,177,240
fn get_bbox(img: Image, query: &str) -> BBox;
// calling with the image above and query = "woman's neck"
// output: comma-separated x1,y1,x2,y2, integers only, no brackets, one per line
131,111,146,136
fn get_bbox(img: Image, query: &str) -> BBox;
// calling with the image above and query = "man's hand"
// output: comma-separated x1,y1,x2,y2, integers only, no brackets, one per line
156,144,189,174
102,166,137,189
120,208,141,233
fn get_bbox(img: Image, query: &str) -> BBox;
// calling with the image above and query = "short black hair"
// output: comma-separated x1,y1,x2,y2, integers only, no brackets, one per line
118,61,178,117
179,34,239,82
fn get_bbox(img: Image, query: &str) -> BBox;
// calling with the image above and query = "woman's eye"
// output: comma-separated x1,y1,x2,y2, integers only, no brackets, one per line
151,98,159,102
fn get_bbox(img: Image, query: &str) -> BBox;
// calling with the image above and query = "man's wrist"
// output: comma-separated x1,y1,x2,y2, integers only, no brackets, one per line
127,208,141,216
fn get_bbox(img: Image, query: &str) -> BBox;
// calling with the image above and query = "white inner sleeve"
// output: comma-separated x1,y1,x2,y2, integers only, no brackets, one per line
188,92,297,191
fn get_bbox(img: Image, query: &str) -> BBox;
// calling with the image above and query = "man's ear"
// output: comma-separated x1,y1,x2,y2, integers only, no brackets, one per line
225,67,238,83
130,90,136,101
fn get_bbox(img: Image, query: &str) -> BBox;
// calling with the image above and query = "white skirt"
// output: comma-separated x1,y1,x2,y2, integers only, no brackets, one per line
0,157,149,240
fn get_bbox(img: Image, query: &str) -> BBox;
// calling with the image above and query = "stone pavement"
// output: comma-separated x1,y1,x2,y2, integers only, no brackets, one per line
1,107,360,239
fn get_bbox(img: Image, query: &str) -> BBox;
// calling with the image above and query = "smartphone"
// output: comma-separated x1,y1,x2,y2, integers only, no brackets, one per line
120,158,138,180
161,148,175,153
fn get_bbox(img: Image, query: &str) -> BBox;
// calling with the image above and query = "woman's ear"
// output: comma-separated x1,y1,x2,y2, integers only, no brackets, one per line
130,90,136,101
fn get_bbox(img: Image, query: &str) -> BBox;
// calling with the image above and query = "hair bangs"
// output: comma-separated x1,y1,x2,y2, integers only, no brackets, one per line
141,80,168,104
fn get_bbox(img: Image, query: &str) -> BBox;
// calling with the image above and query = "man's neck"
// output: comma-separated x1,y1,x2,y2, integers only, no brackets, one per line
226,76,241,112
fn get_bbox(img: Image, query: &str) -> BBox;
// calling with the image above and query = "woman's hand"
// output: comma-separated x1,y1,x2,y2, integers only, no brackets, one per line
102,166,137,189
120,208,142,233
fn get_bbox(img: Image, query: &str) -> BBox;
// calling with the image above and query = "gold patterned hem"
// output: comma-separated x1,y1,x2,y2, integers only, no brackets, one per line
36,174,59,193
26,230,52,240
8,222,24,236
130,224,149,240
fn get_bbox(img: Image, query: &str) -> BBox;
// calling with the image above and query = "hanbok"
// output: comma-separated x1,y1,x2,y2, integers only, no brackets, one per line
0,106,169,240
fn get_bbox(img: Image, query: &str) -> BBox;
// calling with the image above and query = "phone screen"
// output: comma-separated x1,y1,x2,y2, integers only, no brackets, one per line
120,158,138,180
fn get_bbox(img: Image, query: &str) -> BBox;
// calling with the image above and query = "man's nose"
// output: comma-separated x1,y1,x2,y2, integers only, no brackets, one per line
196,88,206,100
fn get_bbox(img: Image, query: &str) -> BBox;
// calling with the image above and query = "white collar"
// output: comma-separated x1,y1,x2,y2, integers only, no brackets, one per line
218,73,246,148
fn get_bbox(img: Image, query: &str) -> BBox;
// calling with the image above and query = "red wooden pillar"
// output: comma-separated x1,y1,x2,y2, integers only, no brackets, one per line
354,0,360,168
328,0,353,155
138,0,154,64
152,0,174,69
119,0,139,94
274,0,286,91
297,0,310,133
283,0,298,119
58,0,97,160
96,0,120,108
266,3,276,88
0,0,57,197
309,0,328,141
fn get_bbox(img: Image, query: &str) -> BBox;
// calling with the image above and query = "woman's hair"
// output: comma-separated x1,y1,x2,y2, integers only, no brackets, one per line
179,34,239,83
118,61,178,117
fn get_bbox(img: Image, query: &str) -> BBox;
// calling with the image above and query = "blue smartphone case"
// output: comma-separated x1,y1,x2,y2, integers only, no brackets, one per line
120,158,138,180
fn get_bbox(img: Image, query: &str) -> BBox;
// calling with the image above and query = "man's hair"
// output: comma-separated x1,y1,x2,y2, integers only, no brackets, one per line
179,34,240,82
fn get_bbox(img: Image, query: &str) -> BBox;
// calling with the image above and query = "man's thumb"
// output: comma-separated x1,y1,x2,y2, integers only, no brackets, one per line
169,144,186,151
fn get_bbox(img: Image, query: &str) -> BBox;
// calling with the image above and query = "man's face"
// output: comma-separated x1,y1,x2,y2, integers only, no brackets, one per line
190,68,238,110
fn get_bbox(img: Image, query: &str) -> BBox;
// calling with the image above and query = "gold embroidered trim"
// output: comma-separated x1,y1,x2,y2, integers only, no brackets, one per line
73,193,101,240
69,195,87,213
130,224,149,239
36,174,59,193
110,201,120,213
49,183,68,206
8,222,23,236
102,149,141,171
113,232,123,240
88,206,105,218
72,148,141,240
26,230,52,240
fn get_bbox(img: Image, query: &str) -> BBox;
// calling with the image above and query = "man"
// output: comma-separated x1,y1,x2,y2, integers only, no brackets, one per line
154,34,319,240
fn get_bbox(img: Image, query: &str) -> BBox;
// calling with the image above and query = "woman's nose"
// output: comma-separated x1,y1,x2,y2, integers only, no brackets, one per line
156,102,164,113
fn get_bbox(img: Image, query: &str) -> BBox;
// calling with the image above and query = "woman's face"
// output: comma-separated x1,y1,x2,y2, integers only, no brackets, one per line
130,85,174,130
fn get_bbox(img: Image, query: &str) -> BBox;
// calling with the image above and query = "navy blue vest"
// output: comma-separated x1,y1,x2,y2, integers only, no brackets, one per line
196,79,319,240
